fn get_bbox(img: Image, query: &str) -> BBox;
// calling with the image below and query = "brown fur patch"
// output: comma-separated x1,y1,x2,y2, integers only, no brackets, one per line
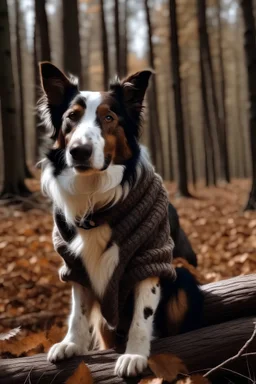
166,289,188,336
97,101,132,164
90,301,115,350
148,277,160,286
54,103,85,149
114,127,132,163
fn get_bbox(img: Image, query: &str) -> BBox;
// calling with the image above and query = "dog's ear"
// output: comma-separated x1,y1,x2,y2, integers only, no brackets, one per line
110,70,153,130
39,62,78,106
38,62,79,139
121,70,153,106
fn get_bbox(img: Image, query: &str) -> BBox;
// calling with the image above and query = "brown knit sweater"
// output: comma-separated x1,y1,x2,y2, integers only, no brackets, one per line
53,165,176,327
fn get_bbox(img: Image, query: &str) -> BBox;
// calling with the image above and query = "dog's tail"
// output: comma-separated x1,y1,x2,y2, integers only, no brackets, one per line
168,203,198,267
155,267,204,337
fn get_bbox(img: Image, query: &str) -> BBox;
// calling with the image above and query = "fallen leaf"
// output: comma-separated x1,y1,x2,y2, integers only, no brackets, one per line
0,331,50,356
0,326,21,340
66,363,93,384
47,324,65,346
148,353,188,382
176,374,211,384
138,377,163,384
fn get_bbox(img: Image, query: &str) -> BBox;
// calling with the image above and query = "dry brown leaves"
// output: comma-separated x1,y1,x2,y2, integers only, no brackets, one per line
66,362,93,384
0,323,65,357
142,353,210,384
148,353,188,381
166,179,256,283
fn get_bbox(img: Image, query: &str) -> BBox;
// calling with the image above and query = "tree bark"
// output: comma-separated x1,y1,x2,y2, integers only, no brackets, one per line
234,13,247,178
169,0,191,196
114,0,121,77
62,0,81,82
197,0,231,183
144,0,164,176
14,0,32,178
0,0,30,198
197,0,217,186
240,0,256,210
183,76,196,187
34,0,51,160
122,0,128,77
0,317,255,383
82,21,93,90
100,0,110,90
201,273,256,325
165,74,174,181
34,0,51,62
216,0,230,183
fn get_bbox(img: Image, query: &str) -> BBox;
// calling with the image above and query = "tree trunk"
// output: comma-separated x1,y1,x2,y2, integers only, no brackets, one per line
34,0,51,62
122,0,128,77
14,0,32,178
197,0,217,186
183,77,196,188
216,0,230,183
234,14,247,178
165,75,174,181
34,0,51,160
144,0,164,176
240,0,256,210
201,42,217,186
0,0,30,197
34,21,43,162
62,0,81,82
197,0,230,183
82,21,93,90
169,0,191,196
114,0,121,77
100,0,110,90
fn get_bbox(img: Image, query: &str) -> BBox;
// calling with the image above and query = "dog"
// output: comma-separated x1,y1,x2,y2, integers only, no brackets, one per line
38,62,203,377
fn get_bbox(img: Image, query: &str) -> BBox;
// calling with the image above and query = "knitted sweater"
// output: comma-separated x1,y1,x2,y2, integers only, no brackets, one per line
53,165,176,327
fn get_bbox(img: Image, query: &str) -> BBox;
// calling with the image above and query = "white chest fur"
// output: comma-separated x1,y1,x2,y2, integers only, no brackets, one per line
68,224,119,298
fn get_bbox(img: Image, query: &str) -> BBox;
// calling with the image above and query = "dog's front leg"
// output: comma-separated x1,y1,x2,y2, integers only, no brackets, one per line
115,277,161,377
48,283,93,362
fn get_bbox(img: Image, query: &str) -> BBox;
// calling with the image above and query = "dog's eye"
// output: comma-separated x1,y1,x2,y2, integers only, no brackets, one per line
67,111,77,121
105,115,113,122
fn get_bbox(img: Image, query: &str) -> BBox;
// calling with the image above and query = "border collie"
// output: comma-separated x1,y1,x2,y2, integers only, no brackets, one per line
38,62,202,377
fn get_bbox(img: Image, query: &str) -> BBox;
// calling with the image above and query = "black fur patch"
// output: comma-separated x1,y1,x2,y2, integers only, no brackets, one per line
46,148,67,177
144,307,153,319
168,203,197,267
109,84,142,187
154,268,204,337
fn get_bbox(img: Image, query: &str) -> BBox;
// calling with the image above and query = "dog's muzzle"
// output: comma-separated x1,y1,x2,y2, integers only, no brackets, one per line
69,142,93,171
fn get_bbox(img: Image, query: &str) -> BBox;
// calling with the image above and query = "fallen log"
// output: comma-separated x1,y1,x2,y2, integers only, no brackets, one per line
202,273,256,325
0,274,255,383
0,317,255,384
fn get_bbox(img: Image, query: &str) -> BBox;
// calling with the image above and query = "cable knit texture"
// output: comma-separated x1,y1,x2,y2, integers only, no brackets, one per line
54,165,176,327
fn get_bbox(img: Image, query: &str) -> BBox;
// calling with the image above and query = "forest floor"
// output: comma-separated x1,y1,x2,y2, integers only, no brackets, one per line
0,178,256,358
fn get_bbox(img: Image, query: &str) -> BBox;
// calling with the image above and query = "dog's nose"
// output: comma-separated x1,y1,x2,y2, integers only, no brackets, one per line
69,143,93,162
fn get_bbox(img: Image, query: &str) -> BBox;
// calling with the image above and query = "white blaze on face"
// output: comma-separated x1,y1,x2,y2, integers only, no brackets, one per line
65,91,105,170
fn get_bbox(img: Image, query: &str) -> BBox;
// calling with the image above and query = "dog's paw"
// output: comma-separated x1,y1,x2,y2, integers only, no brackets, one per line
47,341,88,363
114,354,147,377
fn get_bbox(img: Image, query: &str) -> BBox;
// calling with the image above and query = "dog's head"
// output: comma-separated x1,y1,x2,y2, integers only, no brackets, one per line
39,62,152,178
